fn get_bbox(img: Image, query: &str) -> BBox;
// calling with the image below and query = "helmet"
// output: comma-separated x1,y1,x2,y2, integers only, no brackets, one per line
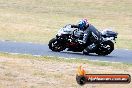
78,19,88,30
83,19,88,25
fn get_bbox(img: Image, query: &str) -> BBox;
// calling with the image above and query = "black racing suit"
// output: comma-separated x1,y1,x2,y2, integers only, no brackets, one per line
71,24,101,45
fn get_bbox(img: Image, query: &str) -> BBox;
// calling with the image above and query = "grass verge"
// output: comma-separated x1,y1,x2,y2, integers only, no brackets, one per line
0,52,131,68
0,52,132,88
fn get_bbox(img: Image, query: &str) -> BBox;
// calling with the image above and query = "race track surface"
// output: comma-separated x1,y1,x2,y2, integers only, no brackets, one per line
0,41,132,63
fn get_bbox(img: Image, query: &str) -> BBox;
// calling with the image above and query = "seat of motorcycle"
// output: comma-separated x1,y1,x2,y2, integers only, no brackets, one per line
101,31,117,38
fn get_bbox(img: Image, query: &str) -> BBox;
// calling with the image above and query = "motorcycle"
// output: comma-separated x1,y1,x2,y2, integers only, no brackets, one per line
48,24,118,56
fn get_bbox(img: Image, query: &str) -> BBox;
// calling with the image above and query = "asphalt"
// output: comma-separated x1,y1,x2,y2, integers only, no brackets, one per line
0,41,132,63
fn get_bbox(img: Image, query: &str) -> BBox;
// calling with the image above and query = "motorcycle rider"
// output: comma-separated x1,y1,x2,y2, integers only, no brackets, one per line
71,19,101,54
71,19,101,45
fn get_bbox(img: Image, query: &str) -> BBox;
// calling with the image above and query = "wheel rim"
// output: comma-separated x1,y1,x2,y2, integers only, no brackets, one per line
99,43,112,54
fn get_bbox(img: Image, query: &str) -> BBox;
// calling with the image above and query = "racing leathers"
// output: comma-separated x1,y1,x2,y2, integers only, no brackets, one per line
71,24,101,45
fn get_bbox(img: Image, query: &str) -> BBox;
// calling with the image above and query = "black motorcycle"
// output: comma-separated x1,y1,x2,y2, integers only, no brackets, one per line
48,24,118,55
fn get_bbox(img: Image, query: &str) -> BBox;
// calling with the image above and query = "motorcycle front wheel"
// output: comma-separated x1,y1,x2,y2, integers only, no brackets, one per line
48,38,66,52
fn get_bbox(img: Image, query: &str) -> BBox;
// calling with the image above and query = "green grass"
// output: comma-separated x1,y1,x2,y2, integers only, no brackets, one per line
0,52,131,68
0,0,132,48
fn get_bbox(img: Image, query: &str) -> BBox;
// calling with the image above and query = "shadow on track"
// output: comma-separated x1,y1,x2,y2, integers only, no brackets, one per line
48,50,116,59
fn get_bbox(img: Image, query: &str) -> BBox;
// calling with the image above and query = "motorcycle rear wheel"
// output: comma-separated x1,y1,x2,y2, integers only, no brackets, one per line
96,41,114,56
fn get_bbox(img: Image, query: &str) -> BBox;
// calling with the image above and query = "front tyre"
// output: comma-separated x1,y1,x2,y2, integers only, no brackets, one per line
48,38,66,52
96,41,114,56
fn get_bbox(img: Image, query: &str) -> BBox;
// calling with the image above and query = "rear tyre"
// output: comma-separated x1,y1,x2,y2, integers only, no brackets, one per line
96,41,114,56
83,49,89,55
48,38,66,52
